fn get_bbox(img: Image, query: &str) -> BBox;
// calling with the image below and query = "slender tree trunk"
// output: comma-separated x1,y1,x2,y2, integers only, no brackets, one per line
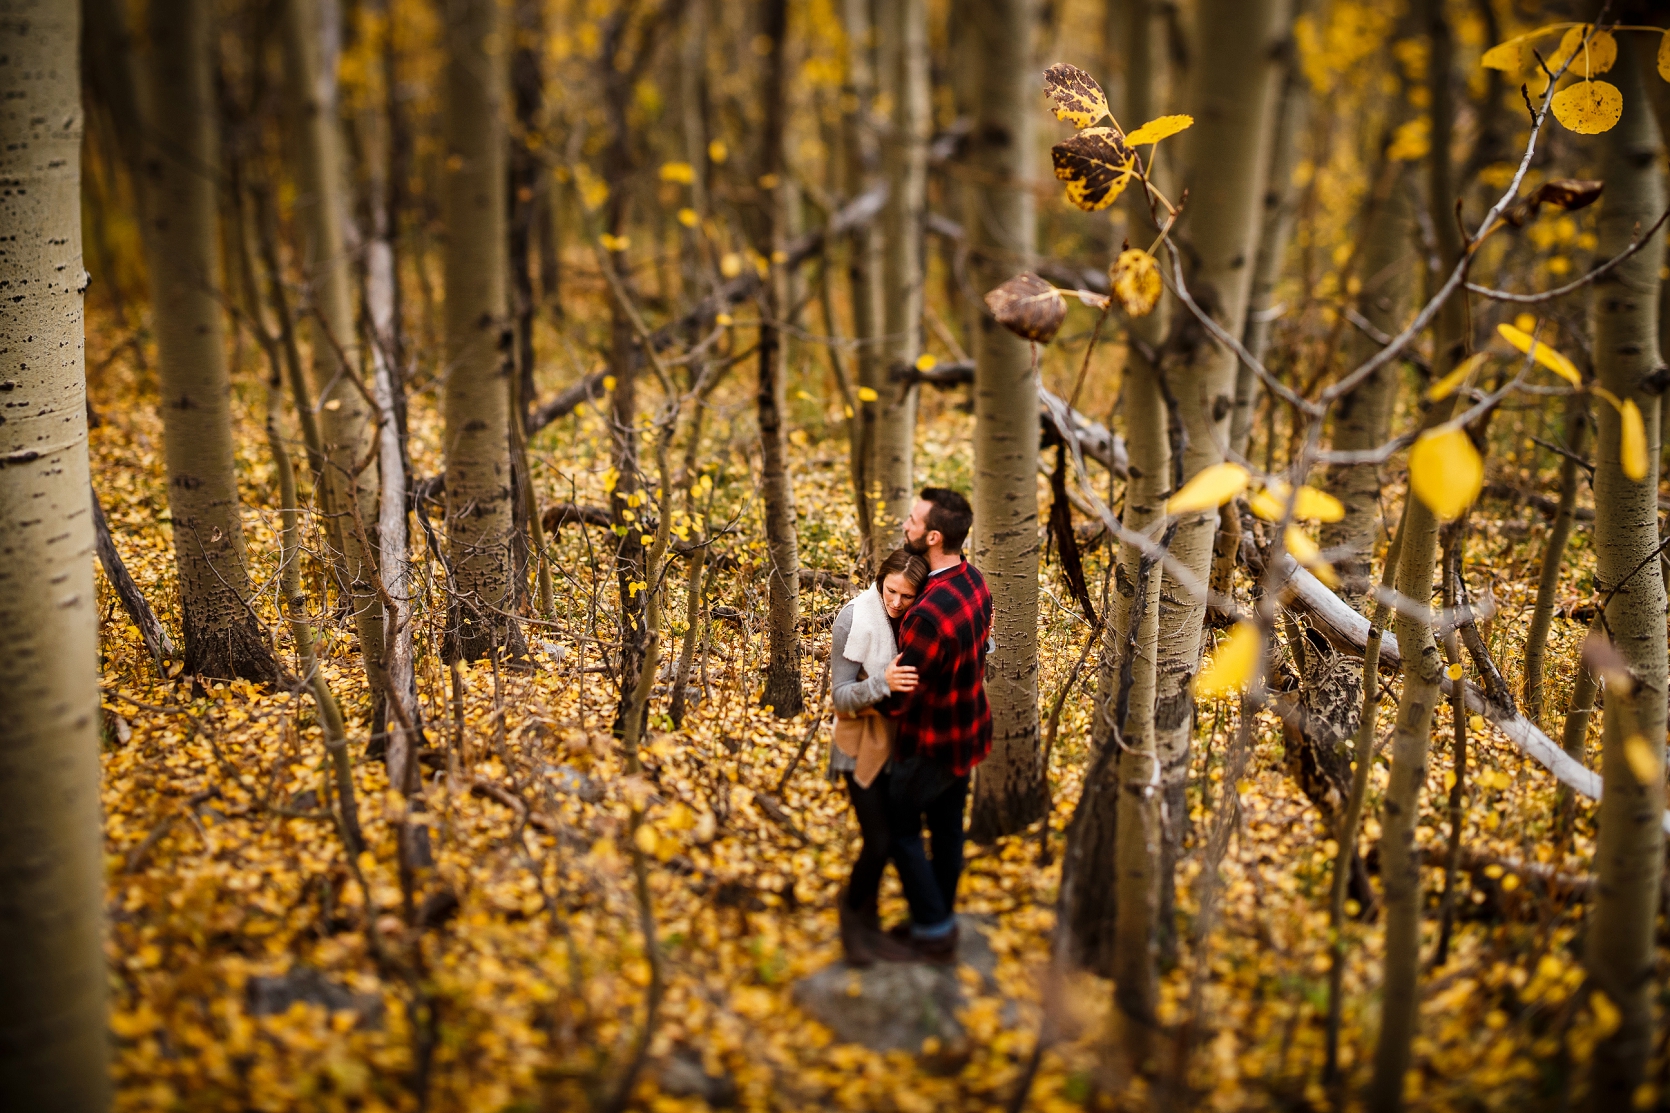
281,0,387,697
1148,0,1286,930
1231,0,1312,458
1322,158,1413,588
840,0,882,569
509,0,545,434
442,0,521,662
873,0,928,537
965,0,1046,840
1523,391,1590,726
134,0,281,684
0,6,110,1103
1369,1,1467,1104
1063,0,1171,991
756,0,803,717
1585,41,1667,1108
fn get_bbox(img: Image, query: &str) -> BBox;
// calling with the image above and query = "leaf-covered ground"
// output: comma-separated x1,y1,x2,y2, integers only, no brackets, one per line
90,317,1655,1111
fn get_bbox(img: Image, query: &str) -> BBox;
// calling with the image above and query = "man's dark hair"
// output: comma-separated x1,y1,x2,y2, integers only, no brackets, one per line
920,487,973,553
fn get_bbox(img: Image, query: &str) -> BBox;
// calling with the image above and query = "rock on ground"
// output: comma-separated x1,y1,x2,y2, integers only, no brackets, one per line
790,914,1002,1054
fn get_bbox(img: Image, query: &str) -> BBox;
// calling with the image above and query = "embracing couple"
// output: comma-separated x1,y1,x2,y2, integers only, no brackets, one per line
827,486,992,966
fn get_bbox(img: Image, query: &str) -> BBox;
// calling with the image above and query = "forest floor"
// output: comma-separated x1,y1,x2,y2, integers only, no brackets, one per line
90,336,1650,1112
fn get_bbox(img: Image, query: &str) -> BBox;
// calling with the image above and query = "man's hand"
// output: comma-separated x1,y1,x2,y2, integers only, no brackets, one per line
885,655,918,692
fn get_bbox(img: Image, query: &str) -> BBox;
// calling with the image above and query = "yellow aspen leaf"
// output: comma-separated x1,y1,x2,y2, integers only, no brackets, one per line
1285,526,1339,588
1514,312,1537,333
1623,734,1661,785
602,375,618,392
715,312,733,326
914,353,938,371
719,253,743,278
633,823,658,854
1496,322,1581,386
1481,34,1531,72
1551,80,1623,135
1621,398,1648,481
758,173,780,190
659,161,695,184
1165,462,1249,515
1194,621,1261,699
1292,485,1345,523
1124,114,1193,146
856,386,879,403
1592,990,1623,1037
1409,426,1483,522
1550,26,1617,78
708,138,728,164
599,233,630,253
1427,352,1488,401
1248,480,1343,523
677,207,699,227
1446,663,1464,681
1111,249,1162,317
1659,30,1670,83
1042,63,1110,129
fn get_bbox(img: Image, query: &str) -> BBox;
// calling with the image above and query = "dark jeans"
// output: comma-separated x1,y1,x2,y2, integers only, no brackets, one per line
886,761,969,930
843,770,891,916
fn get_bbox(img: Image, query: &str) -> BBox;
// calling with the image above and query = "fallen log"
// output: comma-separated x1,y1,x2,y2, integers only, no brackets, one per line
1267,554,1670,835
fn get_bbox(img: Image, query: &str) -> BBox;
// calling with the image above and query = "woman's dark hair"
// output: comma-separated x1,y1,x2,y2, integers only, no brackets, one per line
874,548,929,593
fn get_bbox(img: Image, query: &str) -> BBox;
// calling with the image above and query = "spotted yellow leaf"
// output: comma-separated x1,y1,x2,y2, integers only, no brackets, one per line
1497,322,1580,387
1481,34,1531,72
1621,398,1648,481
1409,426,1483,522
1051,128,1139,212
1111,249,1162,317
1124,114,1193,146
1194,621,1261,699
1042,63,1110,129
1550,26,1616,79
1551,80,1623,135
1165,462,1249,515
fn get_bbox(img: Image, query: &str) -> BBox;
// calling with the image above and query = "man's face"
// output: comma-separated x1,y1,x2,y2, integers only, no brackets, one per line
903,499,934,556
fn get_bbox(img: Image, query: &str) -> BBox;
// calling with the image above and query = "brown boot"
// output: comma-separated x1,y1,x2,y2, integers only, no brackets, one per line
839,903,878,967
908,922,960,967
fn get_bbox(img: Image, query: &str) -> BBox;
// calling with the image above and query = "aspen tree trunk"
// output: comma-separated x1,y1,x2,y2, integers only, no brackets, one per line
1523,391,1589,725
509,0,546,432
442,0,521,662
873,0,928,537
965,0,1046,840
364,64,420,792
680,0,710,221
1104,2,1175,1060
136,0,281,684
1585,41,1667,1107
1369,1,1466,1103
1149,0,1286,909
841,0,882,568
1063,0,1171,993
0,7,109,1105
1231,0,1312,457
281,0,387,697
128,0,280,681
756,0,803,717
1321,160,1413,587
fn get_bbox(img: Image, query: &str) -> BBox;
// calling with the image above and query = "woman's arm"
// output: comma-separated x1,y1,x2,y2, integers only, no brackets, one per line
829,606,892,715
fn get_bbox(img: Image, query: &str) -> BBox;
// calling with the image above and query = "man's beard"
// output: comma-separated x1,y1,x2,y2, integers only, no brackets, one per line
903,533,928,556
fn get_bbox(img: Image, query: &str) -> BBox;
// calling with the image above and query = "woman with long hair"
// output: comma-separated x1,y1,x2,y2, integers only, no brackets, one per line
827,548,926,965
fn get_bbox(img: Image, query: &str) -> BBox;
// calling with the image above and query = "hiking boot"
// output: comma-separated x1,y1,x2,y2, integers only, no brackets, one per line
909,922,960,967
839,903,878,968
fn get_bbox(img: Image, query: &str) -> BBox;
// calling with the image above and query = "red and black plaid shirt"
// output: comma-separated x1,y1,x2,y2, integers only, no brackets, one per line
882,559,992,776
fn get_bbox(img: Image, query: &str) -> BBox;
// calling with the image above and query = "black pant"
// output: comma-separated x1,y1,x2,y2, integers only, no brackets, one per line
843,769,891,915
886,764,968,929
